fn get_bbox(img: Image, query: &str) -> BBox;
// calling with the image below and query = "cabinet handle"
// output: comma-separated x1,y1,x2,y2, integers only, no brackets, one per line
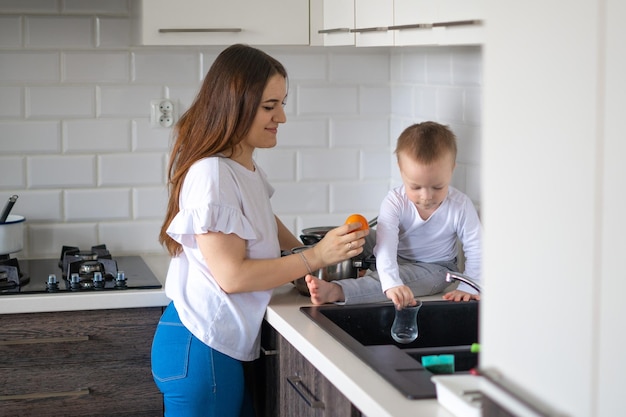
350,27,389,33
0,335,90,346
388,19,483,30
286,375,325,409
318,28,351,34
0,388,91,401
260,347,278,356
159,28,242,33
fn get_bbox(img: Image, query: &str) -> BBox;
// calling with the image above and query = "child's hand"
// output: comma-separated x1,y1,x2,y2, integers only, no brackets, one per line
386,285,418,309
443,289,480,302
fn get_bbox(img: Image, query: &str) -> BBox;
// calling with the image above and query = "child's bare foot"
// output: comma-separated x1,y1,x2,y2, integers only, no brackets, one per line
305,275,345,305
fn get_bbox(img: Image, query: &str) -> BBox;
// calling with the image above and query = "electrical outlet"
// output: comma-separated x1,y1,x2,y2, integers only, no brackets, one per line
150,99,176,128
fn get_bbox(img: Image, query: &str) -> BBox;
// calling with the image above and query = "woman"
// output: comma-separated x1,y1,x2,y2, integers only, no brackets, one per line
150,44,369,417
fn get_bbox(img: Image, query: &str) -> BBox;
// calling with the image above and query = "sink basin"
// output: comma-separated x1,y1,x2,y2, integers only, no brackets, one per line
300,300,479,399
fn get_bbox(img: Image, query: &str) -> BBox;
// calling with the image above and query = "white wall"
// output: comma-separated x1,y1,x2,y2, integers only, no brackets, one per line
481,0,626,416
0,2,481,258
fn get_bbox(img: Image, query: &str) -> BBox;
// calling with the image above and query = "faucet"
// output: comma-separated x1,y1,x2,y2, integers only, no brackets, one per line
446,272,482,293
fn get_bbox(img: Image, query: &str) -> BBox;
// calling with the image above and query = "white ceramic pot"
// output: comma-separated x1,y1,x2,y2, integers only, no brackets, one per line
0,214,25,255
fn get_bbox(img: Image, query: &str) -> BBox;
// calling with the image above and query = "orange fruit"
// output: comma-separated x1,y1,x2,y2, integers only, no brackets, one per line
345,214,369,232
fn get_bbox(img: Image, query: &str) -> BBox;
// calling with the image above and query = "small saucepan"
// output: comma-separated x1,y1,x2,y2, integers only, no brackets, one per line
0,214,26,255
290,245,374,296
299,217,378,245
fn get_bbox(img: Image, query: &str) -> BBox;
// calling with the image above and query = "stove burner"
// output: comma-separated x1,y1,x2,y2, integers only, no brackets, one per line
0,256,30,291
58,245,118,290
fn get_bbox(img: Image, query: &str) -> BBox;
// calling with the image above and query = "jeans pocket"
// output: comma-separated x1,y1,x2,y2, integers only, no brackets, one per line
151,322,192,382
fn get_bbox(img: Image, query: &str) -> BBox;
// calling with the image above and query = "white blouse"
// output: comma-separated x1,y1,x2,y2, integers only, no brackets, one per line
165,156,279,361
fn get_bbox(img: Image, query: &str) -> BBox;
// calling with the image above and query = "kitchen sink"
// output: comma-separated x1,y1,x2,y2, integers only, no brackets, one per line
300,300,479,399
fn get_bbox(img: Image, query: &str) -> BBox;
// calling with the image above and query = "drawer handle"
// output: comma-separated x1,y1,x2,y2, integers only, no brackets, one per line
0,335,90,346
388,19,483,30
0,387,91,401
318,28,351,34
159,28,242,33
286,376,324,409
350,26,388,33
260,346,278,356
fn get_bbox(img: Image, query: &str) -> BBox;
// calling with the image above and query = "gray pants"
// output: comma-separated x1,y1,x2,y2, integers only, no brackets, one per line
335,231,458,305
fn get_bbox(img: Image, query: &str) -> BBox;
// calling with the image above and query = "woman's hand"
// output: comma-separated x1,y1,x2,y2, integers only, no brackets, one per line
307,223,369,269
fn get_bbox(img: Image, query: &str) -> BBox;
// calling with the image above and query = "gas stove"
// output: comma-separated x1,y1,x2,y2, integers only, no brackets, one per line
0,244,162,295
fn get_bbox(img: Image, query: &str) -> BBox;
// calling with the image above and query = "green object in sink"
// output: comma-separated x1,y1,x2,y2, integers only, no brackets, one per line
422,354,455,374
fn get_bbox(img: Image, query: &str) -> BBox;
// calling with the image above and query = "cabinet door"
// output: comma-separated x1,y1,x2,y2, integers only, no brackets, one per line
310,0,355,46
278,334,360,417
134,0,309,45
393,0,484,46
353,0,394,47
0,308,163,417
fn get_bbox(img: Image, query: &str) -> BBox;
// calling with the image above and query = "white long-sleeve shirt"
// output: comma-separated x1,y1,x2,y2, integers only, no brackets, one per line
374,185,482,294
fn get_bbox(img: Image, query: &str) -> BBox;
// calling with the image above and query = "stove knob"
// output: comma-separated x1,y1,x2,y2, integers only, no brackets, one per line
46,274,59,292
93,271,105,289
115,270,127,289
70,273,81,291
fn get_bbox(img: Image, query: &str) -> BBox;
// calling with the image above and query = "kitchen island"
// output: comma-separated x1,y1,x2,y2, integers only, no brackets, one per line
0,254,456,417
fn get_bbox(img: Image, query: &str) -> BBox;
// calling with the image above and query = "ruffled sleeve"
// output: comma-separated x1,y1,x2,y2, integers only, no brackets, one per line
167,203,257,249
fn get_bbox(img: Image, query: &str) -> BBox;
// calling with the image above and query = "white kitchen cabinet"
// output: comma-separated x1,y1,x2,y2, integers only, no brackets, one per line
392,0,484,46
132,0,309,46
353,0,394,47
310,0,355,46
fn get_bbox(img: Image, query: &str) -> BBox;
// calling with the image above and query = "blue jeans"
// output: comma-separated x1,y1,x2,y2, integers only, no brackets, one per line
151,302,255,417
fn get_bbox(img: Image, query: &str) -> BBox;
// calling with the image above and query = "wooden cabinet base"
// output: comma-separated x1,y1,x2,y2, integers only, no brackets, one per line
0,307,163,416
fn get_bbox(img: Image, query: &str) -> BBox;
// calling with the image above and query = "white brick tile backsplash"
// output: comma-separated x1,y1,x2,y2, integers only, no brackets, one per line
452,46,482,86
276,119,328,148
63,52,130,83
99,220,163,253
331,181,389,213
331,118,389,147
331,52,390,83
27,86,95,118
96,17,132,48
255,149,297,181
274,50,328,81
437,87,465,123
361,150,392,180
99,85,163,117
0,15,21,47
298,85,358,115
426,49,453,85
0,52,59,82
7,189,62,222
0,156,25,188
359,86,391,114
133,52,200,84
65,188,131,220
98,153,164,186
0,6,482,252
300,150,359,180
133,119,172,151
133,187,167,219
271,182,329,214
27,155,95,188
0,86,22,117
26,16,94,48
0,121,60,153
28,222,99,258
63,119,131,153
62,0,130,14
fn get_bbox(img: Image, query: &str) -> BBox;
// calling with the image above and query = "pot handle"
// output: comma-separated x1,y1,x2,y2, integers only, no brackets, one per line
300,234,321,246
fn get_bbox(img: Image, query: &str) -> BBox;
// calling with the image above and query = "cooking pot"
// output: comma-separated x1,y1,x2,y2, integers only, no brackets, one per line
290,245,373,296
0,214,25,255
299,216,378,245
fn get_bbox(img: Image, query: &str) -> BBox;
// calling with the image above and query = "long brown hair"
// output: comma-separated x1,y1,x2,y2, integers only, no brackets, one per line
159,44,288,256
